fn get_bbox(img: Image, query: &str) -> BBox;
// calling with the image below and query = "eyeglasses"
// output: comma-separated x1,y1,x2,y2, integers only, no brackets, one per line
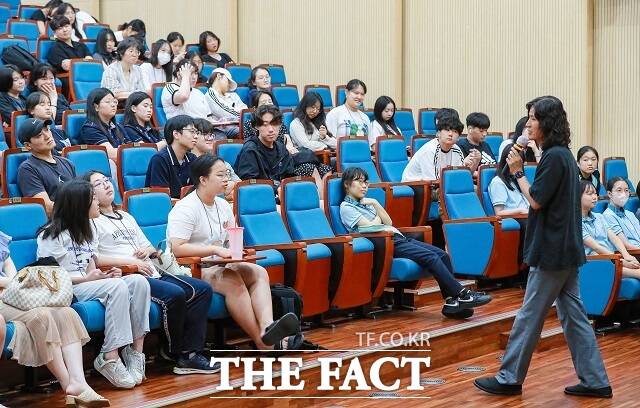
101,99,118,106
354,179,369,186
126,48,141,56
216,170,232,180
203,133,215,141
181,127,198,134
92,178,111,188
306,105,321,112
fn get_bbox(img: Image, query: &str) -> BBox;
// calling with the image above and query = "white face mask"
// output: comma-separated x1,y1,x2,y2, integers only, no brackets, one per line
157,51,171,65
611,191,629,208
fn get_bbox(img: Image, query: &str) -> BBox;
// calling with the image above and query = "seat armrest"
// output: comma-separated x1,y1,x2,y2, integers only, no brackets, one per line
249,242,307,251
443,216,498,224
397,226,432,243
99,264,138,274
294,236,352,245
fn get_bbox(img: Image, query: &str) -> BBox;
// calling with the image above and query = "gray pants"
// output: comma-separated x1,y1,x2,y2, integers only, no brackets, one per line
73,275,150,354
497,266,610,388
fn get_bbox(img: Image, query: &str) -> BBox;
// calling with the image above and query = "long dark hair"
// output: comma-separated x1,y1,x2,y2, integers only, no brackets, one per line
149,39,173,82
198,31,220,55
191,153,224,190
526,96,571,150
373,95,400,135
39,179,95,244
28,63,56,91
53,3,82,39
82,170,118,210
250,90,276,109
496,147,520,192
95,28,117,65
248,66,270,90
26,92,51,118
123,91,152,128
86,88,125,145
580,179,597,201
118,19,146,36
293,92,330,136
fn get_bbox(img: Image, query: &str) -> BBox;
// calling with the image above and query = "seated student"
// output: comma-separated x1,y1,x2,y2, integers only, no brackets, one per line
123,91,166,149
340,167,492,318
17,118,76,215
46,15,91,73
162,60,212,121
185,51,207,83
581,179,640,279
30,0,62,37
25,92,71,153
72,5,97,39
242,90,285,140
402,113,480,181
37,179,151,389
290,92,337,151
192,118,239,200
577,146,605,195
101,37,147,100
140,39,173,94
326,79,370,138
247,66,277,107
198,31,233,68
498,116,541,162
145,115,197,198
489,148,529,217
80,88,135,162
167,154,301,350
84,171,220,375
0,231,109,407
52,3,84,41
205,67,246,138
0,65,26,128
602,176,640,250
115,19,146,43
368,95,402,150
93,28,119,68
167,32,186,63
28,63,71,125
458,112,496,166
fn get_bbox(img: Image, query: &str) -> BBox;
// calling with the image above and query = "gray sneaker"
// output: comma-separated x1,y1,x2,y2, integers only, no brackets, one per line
94,353,136,389
121,345,146,385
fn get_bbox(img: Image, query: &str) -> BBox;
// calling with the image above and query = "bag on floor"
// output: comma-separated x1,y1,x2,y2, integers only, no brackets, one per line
1,45,39,71
270,284,303,321
2,257,73,310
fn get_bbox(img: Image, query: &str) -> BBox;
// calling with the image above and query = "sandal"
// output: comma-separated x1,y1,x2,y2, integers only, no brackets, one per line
261,312,300,346
65,389,110,407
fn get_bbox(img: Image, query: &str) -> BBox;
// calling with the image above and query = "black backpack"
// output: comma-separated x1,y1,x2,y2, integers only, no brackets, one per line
2,45,39,71
270,284,303,321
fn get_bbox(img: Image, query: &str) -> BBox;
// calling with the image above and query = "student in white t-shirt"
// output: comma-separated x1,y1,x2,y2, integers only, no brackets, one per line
161,60,212,121
326,79,370,138
36,179,150,390
368,95,402,150
205,67,246,138
167,154,301,350
402,114,480,181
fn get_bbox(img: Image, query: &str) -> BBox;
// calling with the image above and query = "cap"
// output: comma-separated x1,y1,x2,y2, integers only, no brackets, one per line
18,118,53,145
211,67,237,91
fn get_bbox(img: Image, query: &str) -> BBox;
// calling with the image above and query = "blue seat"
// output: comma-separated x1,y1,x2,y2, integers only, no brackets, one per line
36,37,56,64
82,24,109,40
478,165,497,216
82,40,96,55
19,6,42,19
238,108,253,139
393,109,417,146
10,113,28,148
225,63,251,86
4,0,19,17
0,36,29,61
271,85,299,110
62,145,122,205
69,100,86,110
363,109,375,122
0,125,8,151
485,133,503,159
282,110,294,133
201,63,215,82
602,157,639,213
593,199,608,214
3,321,14,357
213,139,243,167
152,83,167,128
524,163,537,185
418,108,438,135
0,6,11,35
117,143,158,193
304,85,333,108
410,134,433,156
440,167,519,279
1,148,31,198
335,86,346,106
69,60,104,101
186,44,199,54
62,109,86,145
71,300,163,332
8,20,40,53
264,64,286,85
236,86,250,105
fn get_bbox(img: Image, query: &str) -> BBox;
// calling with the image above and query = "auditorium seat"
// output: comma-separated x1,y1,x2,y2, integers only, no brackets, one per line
3,0,19,17
335,85,346,106
303,84,333,108
238,108,253,139
0,7,11,35
9,111,28,148
393,109,417,146
236,86,250,105
82,23,110,40
212,138,243,167
0,125,8,151
18,5,41,19
0,35,29,61
264,64,286,85
524,162,537,185
117,142,158,193
61,109,86,145
69,59,104,101
410,134,433,156
1,147,31,198
418,108,439,135
8,20,39,53
36,37,55,64
201,63,215,82
602,157,639,214
234,179,330,318
477,164,497,216
62,145,122,205
225,63,252,86
81,39,96,55
271,85,299,110
485,132,503,159
282,110,294,133
440,166,519,279
151,83,167,127
280,177,373,310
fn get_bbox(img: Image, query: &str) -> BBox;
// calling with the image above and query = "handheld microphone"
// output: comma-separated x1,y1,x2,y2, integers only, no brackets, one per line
513,135,529,153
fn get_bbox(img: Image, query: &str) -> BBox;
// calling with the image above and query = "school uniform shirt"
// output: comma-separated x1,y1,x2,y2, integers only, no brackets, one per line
161,82,212,120
579,172,605,196
368,119,401,148
582,212,616,255
325,105,369,138
201,53,233,68
488,176,529,211
457,138,496,166
46,40,90,72
145,145,196,198
602,206,640,247
205,87,246,122
167,191,235,247
101,61,147,95
17,155,76,199
124,123,163,144
402,138,464,181
289,118,337,151
80,120,136,147
140,62,168,88
339,195,401,235
0,92,26,126
37,229,97,278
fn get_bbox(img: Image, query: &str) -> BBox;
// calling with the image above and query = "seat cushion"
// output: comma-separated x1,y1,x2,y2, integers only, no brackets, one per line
619,277,640,300
207,292,229,320
3,321,14,358
391,185,414,198
306,243,332,261
71,300,106,333
256,249,284,268
352,237,374,253
501,218,521,232
149,302,162,330
389,258,425,281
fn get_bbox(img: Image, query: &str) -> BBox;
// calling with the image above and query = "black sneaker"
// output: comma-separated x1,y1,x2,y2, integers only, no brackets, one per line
173,353,220,375
564,384,612,398
474,376,522,395
441,303,474,319
456,288,492,309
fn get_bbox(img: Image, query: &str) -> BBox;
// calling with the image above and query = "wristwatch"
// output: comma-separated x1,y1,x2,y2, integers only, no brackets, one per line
514,170,525,179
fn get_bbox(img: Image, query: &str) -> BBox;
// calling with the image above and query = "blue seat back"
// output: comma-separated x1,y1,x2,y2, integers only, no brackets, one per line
186,44,199,54
36,37,55,63
283,180,335,240
363,109,375,122
338,138,381,183
4,0,19,17
578,258,618,316
152,84,167,127
377,137,408,182
442,168,486,219
0,201,48,269
411,135,432,155
236,183,293,246
304,86,333,108
83,24,109,40
394,110,416,146
524,163,537,185
82,40,96,55
226,64,251,86
69,100,85,110
3,150,30,197
336,86,346,106
236,86,250,105
0,36,29,60
201,63,215,82
63,111,87,145
9,20,39,53
419,109,437,134
0,7,10,35
12,114,29,147
272,86,299,110
70,61,104,101
478,166,497,216
485,134,503,159
0,125,8,151
126,191,172,247
65,147,122,204
20,6,41,19
603,157,635,193
282,110,294,133
120,146,157,192
265,64,286,85
215,141,243,167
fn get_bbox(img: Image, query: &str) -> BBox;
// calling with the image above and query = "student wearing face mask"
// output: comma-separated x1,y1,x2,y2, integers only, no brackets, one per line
601,176,640,250
140,39,174,94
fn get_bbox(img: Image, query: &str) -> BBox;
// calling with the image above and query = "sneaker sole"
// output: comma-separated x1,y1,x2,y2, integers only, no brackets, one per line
564,389,612,398
474,379,522,396
173,366,221,375
442,308,473,319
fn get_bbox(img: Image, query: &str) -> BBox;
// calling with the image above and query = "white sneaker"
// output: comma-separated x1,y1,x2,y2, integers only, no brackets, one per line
94,353,136,389
121,345,146,385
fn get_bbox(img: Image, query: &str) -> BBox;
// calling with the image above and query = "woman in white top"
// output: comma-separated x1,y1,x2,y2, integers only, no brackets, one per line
101,37,147,100
205,67,246,138
167,154,301,350
326,79,369,138
140,39,173,94
161,60,212,121
368,95,402,150
37,179,150,390
290,92,337,151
